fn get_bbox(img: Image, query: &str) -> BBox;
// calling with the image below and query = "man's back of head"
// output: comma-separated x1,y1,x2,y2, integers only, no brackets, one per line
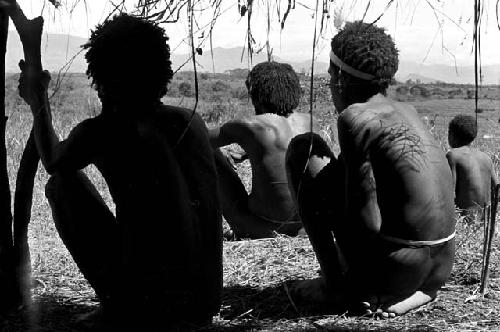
84,14,174,112
329,21,399,109
245,61,301,117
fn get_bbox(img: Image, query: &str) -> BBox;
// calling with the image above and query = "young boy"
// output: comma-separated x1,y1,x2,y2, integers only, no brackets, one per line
209,61,317,239
446,114,498,220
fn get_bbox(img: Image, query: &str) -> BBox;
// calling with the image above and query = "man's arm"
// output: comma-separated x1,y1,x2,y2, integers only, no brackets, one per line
19,70,95,174
208,118,253,148
337,109,382,234
445,151,457,191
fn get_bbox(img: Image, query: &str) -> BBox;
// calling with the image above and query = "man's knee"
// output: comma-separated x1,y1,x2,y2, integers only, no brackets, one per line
45,173,63,203
286,133,334,190
287,133,333,168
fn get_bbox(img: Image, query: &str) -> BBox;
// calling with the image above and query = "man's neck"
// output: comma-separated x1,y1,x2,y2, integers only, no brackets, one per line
344,92,384,110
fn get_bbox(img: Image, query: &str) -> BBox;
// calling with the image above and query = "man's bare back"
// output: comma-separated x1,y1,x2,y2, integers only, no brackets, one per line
237,112,313,221
338,95,455,244
211,111,315,238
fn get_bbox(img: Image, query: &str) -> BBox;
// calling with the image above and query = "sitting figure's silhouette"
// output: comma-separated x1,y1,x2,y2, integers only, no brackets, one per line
18,13,222,330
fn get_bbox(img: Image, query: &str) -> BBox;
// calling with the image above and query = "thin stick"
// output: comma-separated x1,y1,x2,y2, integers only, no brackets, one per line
174,0,198,149
480,184,500,294
0,3,13,314
295,0,320,205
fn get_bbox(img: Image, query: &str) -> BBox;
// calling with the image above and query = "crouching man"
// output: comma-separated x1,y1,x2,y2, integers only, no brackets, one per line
286,21,456,318
18,14,222,329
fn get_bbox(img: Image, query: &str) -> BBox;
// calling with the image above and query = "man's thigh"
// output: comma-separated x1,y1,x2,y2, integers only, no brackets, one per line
349,244,433,298
46,171,119,300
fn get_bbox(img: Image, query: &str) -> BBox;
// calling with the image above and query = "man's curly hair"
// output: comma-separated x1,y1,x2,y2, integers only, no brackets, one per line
449,115,477,146
84,14,173,104
245,61,301,117
331,21,398,99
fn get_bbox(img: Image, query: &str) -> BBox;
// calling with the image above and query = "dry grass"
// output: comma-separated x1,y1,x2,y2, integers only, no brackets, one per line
1,75,500,331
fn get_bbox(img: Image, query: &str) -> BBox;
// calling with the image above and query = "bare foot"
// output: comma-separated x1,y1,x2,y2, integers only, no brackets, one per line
361,291,434,319
382,290,434,316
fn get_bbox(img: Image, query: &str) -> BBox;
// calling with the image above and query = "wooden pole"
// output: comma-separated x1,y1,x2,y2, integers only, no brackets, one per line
0,4,14,313
0,0,45,310
6,1,44,307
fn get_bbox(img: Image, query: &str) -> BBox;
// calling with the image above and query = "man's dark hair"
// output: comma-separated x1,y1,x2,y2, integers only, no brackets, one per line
84,14,173,104
245,61,301,117
331,21,398,100
449,115,477,146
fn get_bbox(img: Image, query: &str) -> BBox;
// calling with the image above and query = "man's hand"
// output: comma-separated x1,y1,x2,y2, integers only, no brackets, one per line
220,147,248,170
0,0,16,11
227,149,248,164
18,59,50,110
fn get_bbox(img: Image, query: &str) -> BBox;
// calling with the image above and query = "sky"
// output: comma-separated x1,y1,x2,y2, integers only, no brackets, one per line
12,0,500,67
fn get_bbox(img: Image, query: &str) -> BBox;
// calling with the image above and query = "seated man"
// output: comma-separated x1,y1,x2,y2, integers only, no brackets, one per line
446,115,498,221
286,21,456,318
209,61,317,239
18,14,222,329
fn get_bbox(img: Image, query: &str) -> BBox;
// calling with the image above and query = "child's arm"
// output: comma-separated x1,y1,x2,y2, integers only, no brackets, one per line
446,151,457,191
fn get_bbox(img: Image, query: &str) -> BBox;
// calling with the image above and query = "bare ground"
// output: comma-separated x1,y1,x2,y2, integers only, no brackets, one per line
1,216,499,331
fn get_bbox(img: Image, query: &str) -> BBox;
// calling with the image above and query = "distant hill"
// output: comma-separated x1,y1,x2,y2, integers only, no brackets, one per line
172,47,499,85
6,30,87,73
170,47,331,75
396,61,500,85
4,33,498,85
399,73,442,84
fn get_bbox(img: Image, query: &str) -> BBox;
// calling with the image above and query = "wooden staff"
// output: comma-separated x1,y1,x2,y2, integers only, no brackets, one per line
480,184,500,294
0,1,13,313
0,0,44,307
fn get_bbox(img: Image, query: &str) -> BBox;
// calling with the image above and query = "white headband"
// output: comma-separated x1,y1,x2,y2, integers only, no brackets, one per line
329,51,375,81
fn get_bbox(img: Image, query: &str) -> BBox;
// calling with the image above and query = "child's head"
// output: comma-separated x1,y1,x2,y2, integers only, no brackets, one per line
448,115,477,148
245,61,301,117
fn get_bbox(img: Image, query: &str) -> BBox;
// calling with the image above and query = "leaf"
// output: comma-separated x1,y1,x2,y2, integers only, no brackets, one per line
48,0,61,8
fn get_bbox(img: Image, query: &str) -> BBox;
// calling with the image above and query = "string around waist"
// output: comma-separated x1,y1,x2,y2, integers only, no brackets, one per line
378,231,456,248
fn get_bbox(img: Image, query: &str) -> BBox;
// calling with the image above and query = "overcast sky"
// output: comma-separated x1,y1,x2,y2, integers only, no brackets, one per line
14,0,500,67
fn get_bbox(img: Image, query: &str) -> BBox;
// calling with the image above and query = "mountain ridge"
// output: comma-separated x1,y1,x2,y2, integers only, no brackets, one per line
5,32,499,85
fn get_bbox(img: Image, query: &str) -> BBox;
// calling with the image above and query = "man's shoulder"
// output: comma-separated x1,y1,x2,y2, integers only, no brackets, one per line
225,115,272,132
340,98,417,127
72,115,105,133
155,104,206,127
157,104,195,119
338,102,381,130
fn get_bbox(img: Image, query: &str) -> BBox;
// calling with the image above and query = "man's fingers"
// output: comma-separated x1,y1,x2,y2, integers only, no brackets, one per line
0,0,15,10
18,59,25,71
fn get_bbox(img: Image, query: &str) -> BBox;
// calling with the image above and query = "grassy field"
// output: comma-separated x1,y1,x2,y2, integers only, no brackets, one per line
1,73,500,331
